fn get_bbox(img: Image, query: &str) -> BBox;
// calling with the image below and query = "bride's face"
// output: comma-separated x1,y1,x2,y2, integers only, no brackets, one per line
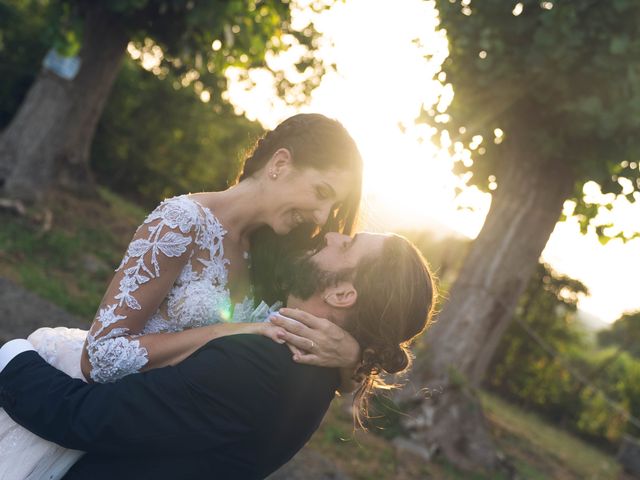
263,151,354,235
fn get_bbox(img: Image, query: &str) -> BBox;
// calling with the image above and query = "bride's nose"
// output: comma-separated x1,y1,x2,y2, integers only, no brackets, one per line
313,203,332,227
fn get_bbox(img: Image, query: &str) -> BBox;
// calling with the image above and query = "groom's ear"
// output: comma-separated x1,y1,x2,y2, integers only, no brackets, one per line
323,281,357,309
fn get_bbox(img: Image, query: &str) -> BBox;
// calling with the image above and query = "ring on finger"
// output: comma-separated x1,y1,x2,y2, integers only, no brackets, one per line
309,340,315,350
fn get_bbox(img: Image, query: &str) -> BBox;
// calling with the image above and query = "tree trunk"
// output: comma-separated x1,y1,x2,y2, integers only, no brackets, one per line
0,4,128,202
400,139,576,470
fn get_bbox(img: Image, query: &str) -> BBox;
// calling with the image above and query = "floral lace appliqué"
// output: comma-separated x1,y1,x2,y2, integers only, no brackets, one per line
85,195,267,383
87,196,204,382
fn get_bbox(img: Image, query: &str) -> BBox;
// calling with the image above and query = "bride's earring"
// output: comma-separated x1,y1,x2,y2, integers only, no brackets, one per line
269,170,278,179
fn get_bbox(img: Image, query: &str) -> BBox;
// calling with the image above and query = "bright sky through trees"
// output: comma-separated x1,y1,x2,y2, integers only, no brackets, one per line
224,0,640,324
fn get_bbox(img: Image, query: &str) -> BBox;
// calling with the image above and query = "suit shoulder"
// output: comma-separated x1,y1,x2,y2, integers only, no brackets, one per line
196,334,291,362
186,334,339,393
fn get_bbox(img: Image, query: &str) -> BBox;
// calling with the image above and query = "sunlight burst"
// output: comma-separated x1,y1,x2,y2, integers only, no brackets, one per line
224,0,640,323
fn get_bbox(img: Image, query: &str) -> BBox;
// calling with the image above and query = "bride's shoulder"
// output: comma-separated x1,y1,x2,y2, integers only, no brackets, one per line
142,194,210,230
139,194,227,251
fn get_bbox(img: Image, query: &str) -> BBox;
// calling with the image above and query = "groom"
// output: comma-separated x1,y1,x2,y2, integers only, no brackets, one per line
0,232,433,479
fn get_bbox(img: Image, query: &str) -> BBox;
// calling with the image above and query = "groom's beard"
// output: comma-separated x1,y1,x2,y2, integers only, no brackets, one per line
282,253,353,300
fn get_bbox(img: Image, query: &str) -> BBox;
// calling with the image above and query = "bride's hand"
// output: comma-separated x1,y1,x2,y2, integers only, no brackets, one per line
269,307,361,369
254,323,288,345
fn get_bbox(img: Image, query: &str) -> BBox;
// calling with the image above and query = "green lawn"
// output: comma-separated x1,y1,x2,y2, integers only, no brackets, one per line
307,392,627,480
0,188,144,319
481,392,622,480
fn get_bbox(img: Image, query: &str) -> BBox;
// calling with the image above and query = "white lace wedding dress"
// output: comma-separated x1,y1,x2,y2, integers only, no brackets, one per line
0,195,274,480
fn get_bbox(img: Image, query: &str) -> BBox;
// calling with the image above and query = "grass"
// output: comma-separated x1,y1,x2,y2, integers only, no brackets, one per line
481,392,622,480
305,392,628,480
0,188,144,319
308,400,409,480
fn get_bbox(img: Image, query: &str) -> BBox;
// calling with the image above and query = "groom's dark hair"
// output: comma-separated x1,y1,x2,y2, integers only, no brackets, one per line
277,233,436,428
344,234,436,427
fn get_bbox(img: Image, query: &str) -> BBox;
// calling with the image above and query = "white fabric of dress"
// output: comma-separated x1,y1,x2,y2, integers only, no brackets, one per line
0,195,276,480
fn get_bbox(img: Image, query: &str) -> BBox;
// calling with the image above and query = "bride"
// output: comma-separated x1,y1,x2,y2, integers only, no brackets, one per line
0,113,364,479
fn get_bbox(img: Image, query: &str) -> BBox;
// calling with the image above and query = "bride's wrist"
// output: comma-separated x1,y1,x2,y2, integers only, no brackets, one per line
240,322,264,336
204,322,256,340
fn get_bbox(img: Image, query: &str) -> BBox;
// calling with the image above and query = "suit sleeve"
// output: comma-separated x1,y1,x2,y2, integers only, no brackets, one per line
0,336,275,454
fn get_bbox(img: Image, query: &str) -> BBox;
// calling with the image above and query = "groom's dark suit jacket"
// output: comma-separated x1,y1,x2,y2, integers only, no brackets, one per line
0,334,339,479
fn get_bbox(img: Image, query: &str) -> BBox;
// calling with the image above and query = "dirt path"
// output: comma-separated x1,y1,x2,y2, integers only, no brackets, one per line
0,277,87,342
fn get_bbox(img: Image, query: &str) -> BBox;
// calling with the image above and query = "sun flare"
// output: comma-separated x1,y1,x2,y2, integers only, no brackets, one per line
224,0,640,323
226,0,489,237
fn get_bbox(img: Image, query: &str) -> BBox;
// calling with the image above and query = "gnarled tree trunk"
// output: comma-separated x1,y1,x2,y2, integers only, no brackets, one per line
400,139,576,470
0,4,128,202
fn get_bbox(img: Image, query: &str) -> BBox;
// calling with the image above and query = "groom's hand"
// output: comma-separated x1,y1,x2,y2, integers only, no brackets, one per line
270,308,360,369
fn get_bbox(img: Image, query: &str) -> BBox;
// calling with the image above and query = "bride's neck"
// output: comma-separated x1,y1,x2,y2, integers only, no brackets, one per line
200,179,267,245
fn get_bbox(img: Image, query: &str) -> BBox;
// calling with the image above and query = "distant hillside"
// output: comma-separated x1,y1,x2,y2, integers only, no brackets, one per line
359,195,469,242
576,308,610,332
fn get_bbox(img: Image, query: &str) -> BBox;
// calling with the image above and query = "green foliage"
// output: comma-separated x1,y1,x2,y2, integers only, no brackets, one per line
0,3,266,207
480,392,621,479
48,1,83,56
91,56,263,207
0,0,50,127
44,0,326,104
363,394,406,440
490,267,577,392
598,310,640,358
488,263,640,448
428,0,640,242
488,262,585,422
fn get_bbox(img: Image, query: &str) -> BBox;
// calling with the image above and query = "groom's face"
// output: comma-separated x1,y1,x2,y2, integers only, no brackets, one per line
285,232,386,300
311,232,387,273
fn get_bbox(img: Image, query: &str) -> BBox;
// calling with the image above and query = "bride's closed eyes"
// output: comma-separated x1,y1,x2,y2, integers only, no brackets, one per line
315,184,332,200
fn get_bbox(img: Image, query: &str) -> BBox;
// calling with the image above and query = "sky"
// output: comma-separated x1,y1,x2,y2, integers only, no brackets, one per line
222,0,640,325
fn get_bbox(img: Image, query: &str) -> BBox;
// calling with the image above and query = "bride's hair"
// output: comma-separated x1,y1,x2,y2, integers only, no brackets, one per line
236,113,363,304
345,234,437,428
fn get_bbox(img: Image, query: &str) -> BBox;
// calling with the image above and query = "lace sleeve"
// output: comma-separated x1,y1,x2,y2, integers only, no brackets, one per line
85,197,203,383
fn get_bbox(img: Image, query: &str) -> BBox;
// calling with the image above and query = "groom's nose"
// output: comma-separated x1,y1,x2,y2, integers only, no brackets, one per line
324,232,347,245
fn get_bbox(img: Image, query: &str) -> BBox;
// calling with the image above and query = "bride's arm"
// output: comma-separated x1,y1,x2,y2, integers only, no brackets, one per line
80,198,286,383
100,321,285,374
